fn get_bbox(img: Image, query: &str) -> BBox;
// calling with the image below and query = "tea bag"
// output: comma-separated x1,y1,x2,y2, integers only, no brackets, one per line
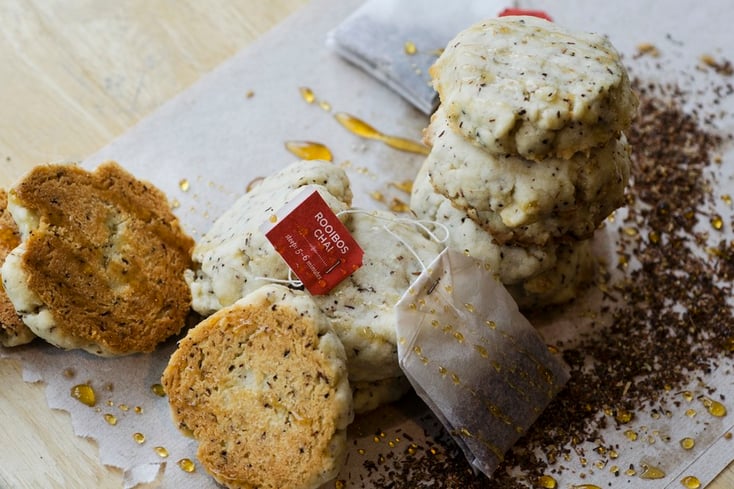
395,248,570,478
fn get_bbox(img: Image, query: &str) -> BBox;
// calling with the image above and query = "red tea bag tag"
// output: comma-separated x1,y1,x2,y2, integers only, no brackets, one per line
498,8,552,21
261,187,364,295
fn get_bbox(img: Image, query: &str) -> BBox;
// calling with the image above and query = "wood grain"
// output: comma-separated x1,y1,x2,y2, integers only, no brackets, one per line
0,1,307,487
0,1,731,488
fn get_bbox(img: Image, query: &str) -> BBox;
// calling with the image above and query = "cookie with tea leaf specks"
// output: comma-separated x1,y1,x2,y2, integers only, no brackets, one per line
162,284,353,489
186,160,353,316
311,210,445,382
423,106,631,246
431,15,638,160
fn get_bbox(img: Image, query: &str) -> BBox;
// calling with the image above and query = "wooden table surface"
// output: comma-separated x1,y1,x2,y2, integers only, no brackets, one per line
0,1,732,488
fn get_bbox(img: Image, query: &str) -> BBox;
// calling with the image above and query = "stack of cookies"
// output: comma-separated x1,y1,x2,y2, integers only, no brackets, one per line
411,15,638,309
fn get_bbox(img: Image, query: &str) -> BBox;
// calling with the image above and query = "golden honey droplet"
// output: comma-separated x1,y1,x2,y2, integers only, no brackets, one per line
680,437,695,450
370,191,385,203
722,194,733,205
104,413,118,426
269,214,278,224
284,140,333,162
681,476,701,489
622,226,639,237
438,366,448,376
245,90,255,98
133,432,145,444
464,303,476,313
70,384,97,407
486,320,497,330
404,40,417,55
682,390,694,402
299,86,316,104
179,179,190,192
151,383,166,397
134,406,144,414
318,100,332,112
154,446,169,458
451,373,461,385
389,198,410,213
615,409,633,424
648,230,660,244
177,458,196,473
170,198,181,209
640,463,666,480
389,180,413,193
701,397,727,417
453,332,464,343
537,475,557,489
335,112,381,138
334,112,430,155
624,429,638,441
711,215,724,231
572,485,602,489
685,408,697,418
382,134,431,155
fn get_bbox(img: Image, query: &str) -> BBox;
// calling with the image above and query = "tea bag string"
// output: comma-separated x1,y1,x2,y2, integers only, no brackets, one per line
257,210,450,288
337,209,450,273
257,272,303,288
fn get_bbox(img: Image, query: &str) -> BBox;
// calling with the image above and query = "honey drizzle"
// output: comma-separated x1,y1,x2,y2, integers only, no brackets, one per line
284,140,333,161
334,112,429,155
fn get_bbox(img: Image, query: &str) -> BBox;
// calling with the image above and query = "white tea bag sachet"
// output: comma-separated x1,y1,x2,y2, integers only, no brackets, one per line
395,248,570,478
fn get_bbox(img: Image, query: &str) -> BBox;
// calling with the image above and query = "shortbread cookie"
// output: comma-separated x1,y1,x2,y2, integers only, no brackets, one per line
430,15,638,160
0,189,35,347
410,163,557,285
162,285,352,489
1,162,194,355
187,160,353,316
312,210,444,382
507,239,595,309
425,107,631,246
352,376,412,414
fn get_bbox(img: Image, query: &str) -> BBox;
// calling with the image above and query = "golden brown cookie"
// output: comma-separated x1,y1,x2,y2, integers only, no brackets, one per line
162,285,352,489
0,189,35,347
0,162,194,355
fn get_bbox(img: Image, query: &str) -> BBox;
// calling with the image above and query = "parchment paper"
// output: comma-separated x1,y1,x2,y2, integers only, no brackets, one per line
2,0,734,487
